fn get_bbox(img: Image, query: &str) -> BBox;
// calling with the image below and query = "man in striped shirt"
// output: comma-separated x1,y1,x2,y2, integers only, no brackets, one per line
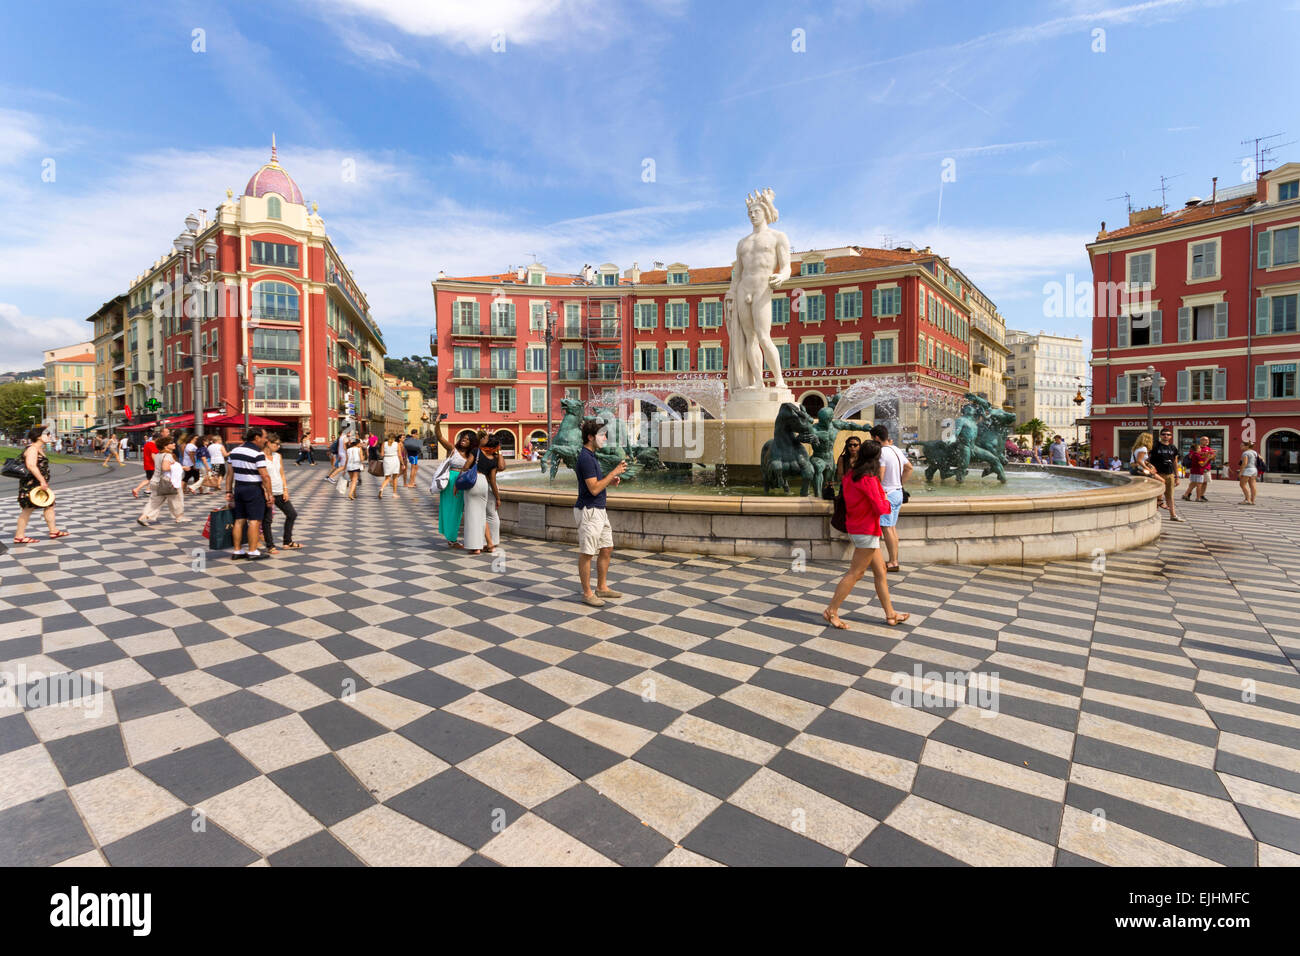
223,427,275,560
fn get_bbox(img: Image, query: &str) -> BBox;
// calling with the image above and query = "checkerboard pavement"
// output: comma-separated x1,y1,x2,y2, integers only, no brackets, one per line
1,467,1298,866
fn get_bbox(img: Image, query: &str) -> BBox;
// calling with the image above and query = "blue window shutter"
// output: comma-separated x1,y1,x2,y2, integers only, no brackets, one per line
1258,231,1272,268
1255,364,1268,398
1256,297,1271,334
871,289,880,317
1177,307,1191,342
1176,369,1189,402
1117,315,1129,348
1213,302,1228,339
1151,310,1162,344
1213,368,1225,401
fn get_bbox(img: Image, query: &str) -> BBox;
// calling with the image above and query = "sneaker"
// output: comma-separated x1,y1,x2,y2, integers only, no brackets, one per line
231,551,249,560
1170,515,1185,522
595,588,623,599
582,593,606,608
325,476,336,483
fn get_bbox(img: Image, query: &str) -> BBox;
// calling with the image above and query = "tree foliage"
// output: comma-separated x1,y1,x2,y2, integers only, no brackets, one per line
0,381,46,437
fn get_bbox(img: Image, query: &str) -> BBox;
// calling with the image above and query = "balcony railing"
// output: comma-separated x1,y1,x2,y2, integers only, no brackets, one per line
342,327,360,347
250,307,301,323
451,321,483,336
339,362,359,379
451,366,480,380
559,324,584,339
558,368,586,381
489,322,517,337
592,322,620,339
252,348,301,363
591,365,622,380
490,367,517,380
972,350,989,371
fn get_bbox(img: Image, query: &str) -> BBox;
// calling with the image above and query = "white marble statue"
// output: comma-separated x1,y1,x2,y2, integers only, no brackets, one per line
725,188,792,395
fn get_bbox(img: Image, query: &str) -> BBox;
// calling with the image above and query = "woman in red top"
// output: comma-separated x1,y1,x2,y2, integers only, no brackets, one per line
131,429,162,499
823,440,909,629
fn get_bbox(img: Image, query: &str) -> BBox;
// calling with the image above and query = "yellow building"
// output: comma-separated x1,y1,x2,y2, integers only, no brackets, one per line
383,373,424,435
44,343,98,434
86,295,127,431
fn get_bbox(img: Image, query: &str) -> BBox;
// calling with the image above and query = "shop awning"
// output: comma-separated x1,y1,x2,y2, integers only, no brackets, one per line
204,414,287,427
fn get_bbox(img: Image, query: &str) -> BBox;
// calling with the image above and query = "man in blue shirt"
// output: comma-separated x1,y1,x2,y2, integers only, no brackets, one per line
575,419,627,607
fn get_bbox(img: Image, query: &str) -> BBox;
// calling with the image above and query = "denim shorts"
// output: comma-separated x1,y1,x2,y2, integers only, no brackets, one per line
879,489,904,528
849,534,881,549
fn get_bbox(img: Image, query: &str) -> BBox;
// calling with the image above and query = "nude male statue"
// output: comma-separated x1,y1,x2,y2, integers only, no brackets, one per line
724,188,792,393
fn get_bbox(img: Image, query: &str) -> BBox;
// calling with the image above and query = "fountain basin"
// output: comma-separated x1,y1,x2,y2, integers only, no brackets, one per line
497,465,1164,565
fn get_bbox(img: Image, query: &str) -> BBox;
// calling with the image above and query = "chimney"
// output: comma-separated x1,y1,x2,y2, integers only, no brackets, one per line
1211,176,1217,206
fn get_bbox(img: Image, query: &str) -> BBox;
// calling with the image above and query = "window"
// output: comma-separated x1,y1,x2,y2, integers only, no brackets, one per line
776,343,790,368
252,281,299,321
492,387,516,413
665,346,690,372
872,287,901,316
210,372,218,405
869,337,893,365
490,347,516,377
1259,226,1299,268
634,303,657,329
559,348,583,377
1176,367,1224,403
1257,294,1299,334
209,327,218,360
250,241,298,268
634,347,659,372
771,298,789,325
564,303,581,331
452,301,480,330
1127,251,1154,289
1189,240,1218,280
699,346,723,371
1279,180,1299,201
834,291,862,320
530,387,546,413
251,328,300,363
455,387,479,413
1255,362,1297,399
666,303,689,329
802,293,825,323
253,367,300,400
491,301,516,331
667,270,689,284
530,303,545,331
564,387,580,401
601,273,617,286
918,333,926,363
267,196,281,219
1178,303,1227,341
1118,310,1163,347
528,271,544,285
834,339,862,366
799,341,826,368
526,346,546,372
800,260,825,276
699,302,722,328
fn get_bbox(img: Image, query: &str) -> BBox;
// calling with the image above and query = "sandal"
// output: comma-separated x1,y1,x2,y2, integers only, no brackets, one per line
885,612,911,626
49,530,70,539
12,536,37,544
886,564,900,573
284,542,302,549
822,609,848,630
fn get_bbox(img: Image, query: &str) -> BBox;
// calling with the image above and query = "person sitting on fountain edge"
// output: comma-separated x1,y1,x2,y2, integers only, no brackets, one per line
575,419,627,608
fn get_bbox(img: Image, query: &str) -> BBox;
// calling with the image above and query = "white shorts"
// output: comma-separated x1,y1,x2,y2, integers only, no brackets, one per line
1188,473,1206,483
574,506,613,555
849,533,881,549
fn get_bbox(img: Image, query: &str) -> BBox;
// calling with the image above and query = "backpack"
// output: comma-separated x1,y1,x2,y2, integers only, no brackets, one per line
328,438,339,456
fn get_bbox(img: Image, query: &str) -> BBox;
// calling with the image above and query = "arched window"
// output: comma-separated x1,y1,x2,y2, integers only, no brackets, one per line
267,196,282,220
252,281,299,321
254,367,300,401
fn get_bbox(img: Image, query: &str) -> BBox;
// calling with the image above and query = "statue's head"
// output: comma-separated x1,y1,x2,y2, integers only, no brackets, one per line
816,408,832,425
560,397,585,416
746,188,778,226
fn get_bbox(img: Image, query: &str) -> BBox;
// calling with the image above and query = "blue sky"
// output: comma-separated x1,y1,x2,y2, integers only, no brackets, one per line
0,0,1295,370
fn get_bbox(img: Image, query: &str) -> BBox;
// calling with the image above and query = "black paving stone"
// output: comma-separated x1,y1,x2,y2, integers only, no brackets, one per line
0,713,39,757
482,678,568,720
850,825,969,866
397,710,508,764
803,709,926,763
204,654,290,687
45,725,129,787
136,738,261,805
269,754,377,827
579,688,680,732
380,669,473,709
299,700,388,751
632,735,760,799
0,792,95,866
102,810,258,866
748,667,845,707
192,689,293,735
515,722,624,781
688,697,799,747
682,803,844,866
911,766,1062,844
767,750,909,821
385,769,524,850
1071,737,1229,799
268,830,364,866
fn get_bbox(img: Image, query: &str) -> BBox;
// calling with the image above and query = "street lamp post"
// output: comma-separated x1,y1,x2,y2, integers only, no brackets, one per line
173,215,218,437
542,301,556,447
236,362,252,432
1137,363,1167,435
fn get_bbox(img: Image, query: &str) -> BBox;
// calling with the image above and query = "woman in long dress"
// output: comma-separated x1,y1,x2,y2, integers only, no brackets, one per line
433,418,473,548
379,434,402,499
13,427,68,544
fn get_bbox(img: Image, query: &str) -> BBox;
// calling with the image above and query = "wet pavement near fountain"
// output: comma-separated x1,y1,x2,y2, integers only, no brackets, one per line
1,470,1297,866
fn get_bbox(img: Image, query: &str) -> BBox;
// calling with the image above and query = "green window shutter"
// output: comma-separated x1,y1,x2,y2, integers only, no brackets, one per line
1213,302,1228,339
1212,368,1225,401
832,341,841,366
1258,231,1272,269
871,339,880,365
1255,364,1268,398
871,289,880,317
1150,309,1162,344
1176,369,1189,402
1177,307,1191,342
1117,315,1129,348
1256,297,1271,334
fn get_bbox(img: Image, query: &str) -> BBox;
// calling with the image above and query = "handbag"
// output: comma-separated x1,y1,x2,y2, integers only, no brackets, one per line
207,507,235,550
454,457,479,492
830,489,847,534
1,455,31,480
368,460,384,477
430,458,454,493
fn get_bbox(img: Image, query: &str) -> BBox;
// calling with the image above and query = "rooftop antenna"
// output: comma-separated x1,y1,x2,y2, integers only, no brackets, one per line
1241,132,1292,175
1153,173,1183,210
1107,192,1133,215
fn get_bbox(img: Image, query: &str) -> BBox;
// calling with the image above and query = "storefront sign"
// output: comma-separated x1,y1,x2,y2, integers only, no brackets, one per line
1121,419,1220,427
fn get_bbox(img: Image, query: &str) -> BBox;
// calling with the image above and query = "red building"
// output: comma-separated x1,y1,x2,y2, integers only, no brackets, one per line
116,141,385,446
432,247,990,454
1087,162,1300,476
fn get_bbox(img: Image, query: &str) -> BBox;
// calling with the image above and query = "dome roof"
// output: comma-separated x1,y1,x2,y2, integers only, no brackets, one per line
243,136,303,206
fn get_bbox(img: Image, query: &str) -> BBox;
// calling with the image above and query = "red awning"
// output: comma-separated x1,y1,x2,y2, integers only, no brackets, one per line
204,414,287,427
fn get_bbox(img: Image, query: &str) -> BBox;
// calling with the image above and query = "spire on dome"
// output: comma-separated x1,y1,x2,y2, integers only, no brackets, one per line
270,132,278,165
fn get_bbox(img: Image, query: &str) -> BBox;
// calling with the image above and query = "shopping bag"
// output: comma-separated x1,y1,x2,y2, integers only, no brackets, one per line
208,507,235,550
336,474,349,496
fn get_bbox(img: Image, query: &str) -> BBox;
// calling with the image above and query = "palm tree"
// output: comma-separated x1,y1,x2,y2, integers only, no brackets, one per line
1016,418,1048,449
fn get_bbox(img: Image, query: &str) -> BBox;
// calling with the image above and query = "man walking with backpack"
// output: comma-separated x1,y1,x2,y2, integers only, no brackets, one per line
402,429,424,488
871,423,911,573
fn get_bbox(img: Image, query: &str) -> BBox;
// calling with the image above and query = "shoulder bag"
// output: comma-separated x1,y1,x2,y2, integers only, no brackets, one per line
890,446,911,503
454,457,479,492
430,457,455,493
1,455,31,480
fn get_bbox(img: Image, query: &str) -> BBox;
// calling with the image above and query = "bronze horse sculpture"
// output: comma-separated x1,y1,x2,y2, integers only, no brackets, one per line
761,402,817,495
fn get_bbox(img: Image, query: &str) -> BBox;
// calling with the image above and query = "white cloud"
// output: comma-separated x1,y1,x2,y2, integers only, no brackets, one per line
309,0,607,51
0,304,89,373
